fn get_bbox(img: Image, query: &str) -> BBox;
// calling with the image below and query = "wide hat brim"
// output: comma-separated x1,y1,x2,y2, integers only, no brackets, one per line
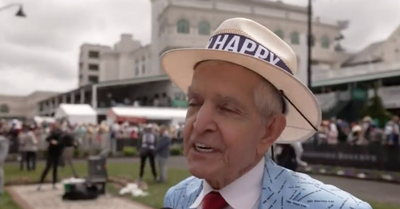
161,48,321,143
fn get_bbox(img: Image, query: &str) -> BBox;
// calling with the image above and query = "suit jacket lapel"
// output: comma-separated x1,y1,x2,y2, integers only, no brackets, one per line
172,157,309,209
173,178,203,208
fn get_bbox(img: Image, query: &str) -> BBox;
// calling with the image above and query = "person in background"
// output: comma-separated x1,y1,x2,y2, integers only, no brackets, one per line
385,115,399,146
0,122,9,201
317,121,329,144
110,122,120,155
369,124,384,145
349,123,363,144
61,129,79,177
19,124,38,171
362,116,373,145
8,122,22,170
138,125,157,182
328,118,338,144
74,124,86,149
155,125,171,183
336,119,349,144
275,144,298,171
37,123,64,190
292,141,307,167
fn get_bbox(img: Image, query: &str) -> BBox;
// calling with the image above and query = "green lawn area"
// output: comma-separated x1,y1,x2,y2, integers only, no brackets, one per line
1,191,22,209
1,161,399,209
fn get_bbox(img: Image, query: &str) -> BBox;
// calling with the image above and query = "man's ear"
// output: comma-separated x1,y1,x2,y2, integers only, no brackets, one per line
256,113,287,155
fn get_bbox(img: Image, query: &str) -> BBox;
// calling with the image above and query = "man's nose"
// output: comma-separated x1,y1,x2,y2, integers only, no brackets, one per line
192,103,217,134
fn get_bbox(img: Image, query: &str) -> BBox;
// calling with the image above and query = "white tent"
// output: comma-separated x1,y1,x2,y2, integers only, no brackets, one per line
33,116,55,124
55,104,97,125
107,107,187,124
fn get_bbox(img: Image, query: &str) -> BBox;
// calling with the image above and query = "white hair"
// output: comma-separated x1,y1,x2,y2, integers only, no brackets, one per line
253,79,284,122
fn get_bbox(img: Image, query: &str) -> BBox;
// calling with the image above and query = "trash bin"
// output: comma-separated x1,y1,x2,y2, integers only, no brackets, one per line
87,156,108,194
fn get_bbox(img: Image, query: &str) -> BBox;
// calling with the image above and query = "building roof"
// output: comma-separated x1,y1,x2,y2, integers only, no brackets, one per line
97,74,170,88
341,41,384,67
39,75,171,104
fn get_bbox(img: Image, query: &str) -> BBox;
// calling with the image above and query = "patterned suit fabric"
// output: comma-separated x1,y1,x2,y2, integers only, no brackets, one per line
164,157,372,209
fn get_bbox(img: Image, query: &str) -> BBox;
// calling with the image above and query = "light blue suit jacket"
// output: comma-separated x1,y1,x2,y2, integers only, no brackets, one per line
164,157,372,209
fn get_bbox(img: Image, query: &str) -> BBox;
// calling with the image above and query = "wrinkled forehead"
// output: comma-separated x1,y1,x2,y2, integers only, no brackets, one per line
189,61,267,107
194,60,265,84
191,60,261,90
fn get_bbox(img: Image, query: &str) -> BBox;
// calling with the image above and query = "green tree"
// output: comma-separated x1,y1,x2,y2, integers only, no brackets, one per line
361,82,391,127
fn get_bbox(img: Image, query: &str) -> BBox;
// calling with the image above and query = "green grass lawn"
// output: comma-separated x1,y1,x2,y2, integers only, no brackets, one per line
1,191,22,209
1,161,399,209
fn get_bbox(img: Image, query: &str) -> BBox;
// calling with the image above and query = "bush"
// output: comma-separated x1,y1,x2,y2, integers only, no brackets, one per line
122,146,137,156
170,146,183,156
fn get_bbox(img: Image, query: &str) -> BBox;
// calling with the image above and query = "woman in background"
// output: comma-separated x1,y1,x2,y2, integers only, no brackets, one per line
19,124,38,171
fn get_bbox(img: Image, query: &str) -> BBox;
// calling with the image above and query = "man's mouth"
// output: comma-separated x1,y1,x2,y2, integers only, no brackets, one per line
194,143,214,153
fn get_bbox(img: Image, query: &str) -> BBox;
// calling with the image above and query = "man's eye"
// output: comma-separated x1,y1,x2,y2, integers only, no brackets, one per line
188,99,199,106
222,107,233,112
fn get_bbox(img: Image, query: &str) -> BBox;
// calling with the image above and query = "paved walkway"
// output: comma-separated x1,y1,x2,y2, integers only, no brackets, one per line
8,184,152,209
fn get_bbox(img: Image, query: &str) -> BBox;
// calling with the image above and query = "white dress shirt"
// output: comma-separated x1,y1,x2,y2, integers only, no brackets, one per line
190,158,265,209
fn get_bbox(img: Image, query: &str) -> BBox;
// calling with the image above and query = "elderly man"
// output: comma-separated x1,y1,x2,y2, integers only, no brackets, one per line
161,18,372,209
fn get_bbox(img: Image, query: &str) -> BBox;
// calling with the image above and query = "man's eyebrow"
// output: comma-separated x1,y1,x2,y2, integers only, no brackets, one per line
218,95,245,108
187,86,198,96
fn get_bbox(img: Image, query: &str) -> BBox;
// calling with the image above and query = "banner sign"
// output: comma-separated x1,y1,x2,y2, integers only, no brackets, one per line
302,143,400,171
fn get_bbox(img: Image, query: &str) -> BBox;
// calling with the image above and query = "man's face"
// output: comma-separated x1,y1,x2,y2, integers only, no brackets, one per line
183,61,276,182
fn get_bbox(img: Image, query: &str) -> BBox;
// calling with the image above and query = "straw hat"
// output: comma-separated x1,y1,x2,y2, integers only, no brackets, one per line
161,18,321,143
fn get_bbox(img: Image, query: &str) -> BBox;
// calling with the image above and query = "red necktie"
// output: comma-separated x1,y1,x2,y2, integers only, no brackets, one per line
202,191,229,209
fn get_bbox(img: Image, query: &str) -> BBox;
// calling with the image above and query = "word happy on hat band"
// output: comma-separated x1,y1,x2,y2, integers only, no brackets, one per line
206,33,293,74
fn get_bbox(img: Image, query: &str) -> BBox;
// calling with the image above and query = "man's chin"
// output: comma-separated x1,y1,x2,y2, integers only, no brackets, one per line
188,163,216,179
189,168,213,179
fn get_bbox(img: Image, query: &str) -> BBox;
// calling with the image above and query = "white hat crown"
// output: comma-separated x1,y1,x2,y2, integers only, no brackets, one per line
206,18,297,75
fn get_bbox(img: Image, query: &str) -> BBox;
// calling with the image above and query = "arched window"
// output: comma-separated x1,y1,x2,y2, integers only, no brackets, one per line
274,29,284,39
321,36,330,49
198,21,210,36
0,104,9,113
290,31,300,45
177,18,190,34
310,35,316,47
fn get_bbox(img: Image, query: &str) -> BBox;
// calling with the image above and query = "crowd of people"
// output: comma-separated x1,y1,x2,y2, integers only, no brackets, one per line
0,118,180,197
315,115,400,146
0,113,397,202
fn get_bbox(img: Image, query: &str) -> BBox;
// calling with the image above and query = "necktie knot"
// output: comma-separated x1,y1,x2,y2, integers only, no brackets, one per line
202,191,229,209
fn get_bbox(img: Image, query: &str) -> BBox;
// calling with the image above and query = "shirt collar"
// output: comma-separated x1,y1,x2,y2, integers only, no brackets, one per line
190,157,265,208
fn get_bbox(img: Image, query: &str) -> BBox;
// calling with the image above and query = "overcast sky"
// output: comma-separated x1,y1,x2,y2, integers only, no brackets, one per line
0,0,399,95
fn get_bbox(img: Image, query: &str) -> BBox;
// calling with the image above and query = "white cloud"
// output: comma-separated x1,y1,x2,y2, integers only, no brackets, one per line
0,0,150,95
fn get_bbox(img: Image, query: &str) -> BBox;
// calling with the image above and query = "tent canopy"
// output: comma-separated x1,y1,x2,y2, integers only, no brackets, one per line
33,116,55,124
108,107,187,123
55,104,97,125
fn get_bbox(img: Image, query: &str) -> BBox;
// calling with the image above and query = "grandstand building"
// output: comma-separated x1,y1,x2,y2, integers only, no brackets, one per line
36,0,400,123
